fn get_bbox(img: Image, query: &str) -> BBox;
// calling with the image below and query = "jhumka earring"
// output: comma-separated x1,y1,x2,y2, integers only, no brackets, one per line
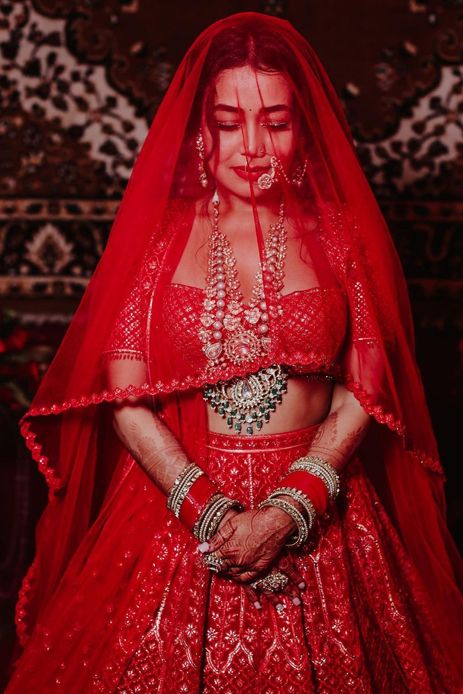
195,131,209,188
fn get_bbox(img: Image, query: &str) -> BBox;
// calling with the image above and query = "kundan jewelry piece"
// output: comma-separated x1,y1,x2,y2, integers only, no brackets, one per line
202,552,226,573
257,155,308,190
251,570,289,593
200,190,289,433
203,364,288,434
196,131,209,188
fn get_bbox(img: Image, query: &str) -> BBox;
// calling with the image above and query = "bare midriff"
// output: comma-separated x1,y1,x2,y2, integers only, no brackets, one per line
206,374,334,435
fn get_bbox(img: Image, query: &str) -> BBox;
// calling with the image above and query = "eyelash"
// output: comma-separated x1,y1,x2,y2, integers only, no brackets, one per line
216,122,290,131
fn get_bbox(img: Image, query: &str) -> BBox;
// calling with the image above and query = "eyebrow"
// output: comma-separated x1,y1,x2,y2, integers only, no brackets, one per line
213,104,292,114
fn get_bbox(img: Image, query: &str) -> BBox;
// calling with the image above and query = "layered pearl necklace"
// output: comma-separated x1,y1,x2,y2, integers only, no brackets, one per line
200,191,290,434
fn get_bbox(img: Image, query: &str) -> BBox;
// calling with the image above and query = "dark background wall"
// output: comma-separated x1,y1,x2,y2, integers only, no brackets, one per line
1,0,462,681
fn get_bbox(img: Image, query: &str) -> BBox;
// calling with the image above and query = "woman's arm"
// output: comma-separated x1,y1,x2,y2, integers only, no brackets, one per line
107,359,190,494
206,383,372,582
302,381,372,472
267,381,371,523
107,359,242,533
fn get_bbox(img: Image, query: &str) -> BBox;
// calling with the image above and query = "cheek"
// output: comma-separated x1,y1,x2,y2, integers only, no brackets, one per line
210,134,242,171
274,132,296,161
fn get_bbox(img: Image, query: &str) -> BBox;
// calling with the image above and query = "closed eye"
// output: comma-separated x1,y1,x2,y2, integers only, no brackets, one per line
216,122,241,130
262,121,290,130
216,121,291,131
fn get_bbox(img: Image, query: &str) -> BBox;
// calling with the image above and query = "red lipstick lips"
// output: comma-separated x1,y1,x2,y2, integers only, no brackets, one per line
232,165,270,182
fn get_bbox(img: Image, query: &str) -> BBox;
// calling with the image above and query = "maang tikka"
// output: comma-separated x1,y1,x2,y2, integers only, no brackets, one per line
195,131,209,188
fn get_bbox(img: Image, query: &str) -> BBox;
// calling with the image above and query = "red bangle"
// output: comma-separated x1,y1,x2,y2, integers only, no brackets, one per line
179,474,218,530
280,471,329,515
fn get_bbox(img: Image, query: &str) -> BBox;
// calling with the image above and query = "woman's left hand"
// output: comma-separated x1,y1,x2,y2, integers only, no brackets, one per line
203,506,297,583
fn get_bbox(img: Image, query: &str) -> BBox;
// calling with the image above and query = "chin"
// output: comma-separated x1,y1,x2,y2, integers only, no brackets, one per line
218,179,277,201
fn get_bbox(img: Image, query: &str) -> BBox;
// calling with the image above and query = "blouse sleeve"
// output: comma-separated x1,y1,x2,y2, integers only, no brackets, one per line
102,253,155,362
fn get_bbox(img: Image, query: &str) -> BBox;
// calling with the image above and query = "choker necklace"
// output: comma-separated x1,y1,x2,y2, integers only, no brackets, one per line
200,191,289,434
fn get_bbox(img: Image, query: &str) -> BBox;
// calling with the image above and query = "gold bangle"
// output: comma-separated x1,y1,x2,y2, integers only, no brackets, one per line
193,494,243,543
258,497,309,547
268,487,317,529
289,456,340,502
166,463,204,518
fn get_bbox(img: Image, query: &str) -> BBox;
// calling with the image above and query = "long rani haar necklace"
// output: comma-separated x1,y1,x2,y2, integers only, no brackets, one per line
200,190,290,435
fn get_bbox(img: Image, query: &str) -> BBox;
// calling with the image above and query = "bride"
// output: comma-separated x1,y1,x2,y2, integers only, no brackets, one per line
6,12,463,693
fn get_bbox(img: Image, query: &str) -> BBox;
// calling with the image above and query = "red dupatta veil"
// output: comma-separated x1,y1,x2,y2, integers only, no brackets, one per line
15,11,463,682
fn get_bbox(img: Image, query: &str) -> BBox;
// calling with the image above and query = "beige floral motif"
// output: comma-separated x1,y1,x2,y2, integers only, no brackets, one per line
223,314,241,331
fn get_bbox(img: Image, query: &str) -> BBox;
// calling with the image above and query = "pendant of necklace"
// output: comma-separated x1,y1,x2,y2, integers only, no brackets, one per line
203,363,288,434
199,191,286,369
200,191,289,434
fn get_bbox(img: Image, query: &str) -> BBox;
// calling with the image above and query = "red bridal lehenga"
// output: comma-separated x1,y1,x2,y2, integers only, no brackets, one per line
6,12,463,694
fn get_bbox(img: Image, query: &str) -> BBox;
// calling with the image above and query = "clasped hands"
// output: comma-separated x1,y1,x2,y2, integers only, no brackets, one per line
198,505,306,610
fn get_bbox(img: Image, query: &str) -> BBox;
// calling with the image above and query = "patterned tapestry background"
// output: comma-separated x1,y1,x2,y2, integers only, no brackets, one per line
0,0,462,680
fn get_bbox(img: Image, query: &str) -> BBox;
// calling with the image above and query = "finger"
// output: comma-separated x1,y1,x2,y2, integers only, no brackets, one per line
225,565,247,577
232,569,260,584
281,582,302,606
242,584,263,610
277,555,306,591
262,591,286,613
206,521,235,553
274,576,300,602
277,569,304,602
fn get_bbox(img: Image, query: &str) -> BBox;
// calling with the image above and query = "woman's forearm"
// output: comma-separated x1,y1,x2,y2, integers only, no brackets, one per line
305,383,371,472
113,402,241,538
265,384,371,533
106,359,191,494
112,401,190,494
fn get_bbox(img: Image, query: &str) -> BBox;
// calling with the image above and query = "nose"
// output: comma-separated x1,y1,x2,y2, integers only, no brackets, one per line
241,121,266,159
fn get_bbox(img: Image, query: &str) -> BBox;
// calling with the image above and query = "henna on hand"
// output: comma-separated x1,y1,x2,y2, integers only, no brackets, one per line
205,506,296,583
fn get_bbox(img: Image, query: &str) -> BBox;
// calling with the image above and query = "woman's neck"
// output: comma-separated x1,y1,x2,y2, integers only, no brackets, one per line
212,186,283,226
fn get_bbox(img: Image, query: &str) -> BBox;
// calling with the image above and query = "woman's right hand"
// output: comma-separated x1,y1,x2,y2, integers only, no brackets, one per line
201,509,305,609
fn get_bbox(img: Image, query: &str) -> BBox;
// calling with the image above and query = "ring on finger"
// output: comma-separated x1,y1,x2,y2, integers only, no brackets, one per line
202,552,226,573
251,570,289,593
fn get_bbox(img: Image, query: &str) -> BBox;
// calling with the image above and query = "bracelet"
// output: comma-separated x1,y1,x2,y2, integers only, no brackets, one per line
193,494,243,543
167,464,242,541
179,474,219,529
268,487,317,530
278,471,328,515
258,497,309,548
289,455,340,502
167,463,204,518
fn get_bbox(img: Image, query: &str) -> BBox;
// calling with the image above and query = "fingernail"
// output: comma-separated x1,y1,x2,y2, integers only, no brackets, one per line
197,542,210,553
253,600,262,610
292,596,301,606
298,581,306,590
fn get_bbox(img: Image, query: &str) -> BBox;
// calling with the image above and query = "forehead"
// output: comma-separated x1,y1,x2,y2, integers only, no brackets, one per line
213,65,292,109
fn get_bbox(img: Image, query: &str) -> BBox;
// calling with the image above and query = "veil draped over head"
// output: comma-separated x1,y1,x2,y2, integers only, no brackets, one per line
16,12,462,677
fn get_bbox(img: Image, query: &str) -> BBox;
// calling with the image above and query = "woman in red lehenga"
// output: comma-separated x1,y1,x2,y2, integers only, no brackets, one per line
6,12,463,693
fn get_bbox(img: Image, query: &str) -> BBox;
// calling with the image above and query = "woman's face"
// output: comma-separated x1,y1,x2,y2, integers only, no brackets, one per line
203,65,297,200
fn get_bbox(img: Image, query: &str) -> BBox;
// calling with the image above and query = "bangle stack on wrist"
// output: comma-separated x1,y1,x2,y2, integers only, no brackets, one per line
167,463,205,518
258,455,341,549
289,455,340,502
258,496,310,547
193,494,243,543
167,463,242,541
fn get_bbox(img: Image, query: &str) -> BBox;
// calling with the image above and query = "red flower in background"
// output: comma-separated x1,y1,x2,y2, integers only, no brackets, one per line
0,309,55,418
